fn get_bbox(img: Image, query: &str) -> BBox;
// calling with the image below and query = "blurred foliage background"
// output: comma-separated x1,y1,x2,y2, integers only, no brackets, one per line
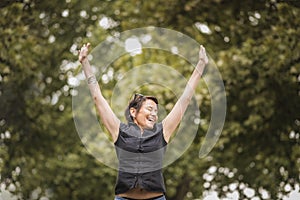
0,0,300,199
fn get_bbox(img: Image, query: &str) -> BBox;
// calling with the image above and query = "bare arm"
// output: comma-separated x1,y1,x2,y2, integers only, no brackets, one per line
79,43,120,142
162,45,208,143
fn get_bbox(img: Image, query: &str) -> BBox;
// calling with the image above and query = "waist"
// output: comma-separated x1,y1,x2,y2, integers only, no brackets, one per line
115,195,165,200
116,195,165,200
116,188,165,200
115,171,166,195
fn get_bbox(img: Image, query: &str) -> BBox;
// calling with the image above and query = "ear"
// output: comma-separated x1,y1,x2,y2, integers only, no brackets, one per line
130,107,137,118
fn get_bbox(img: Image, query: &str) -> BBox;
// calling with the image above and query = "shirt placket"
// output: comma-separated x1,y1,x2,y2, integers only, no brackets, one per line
136,133,143,187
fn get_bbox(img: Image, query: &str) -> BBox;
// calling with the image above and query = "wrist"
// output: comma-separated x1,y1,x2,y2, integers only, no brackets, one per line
81,59,91,70
87,75,97,84
195,60,206,76
80,56,88,64
196,61,205,72
197,59,206,66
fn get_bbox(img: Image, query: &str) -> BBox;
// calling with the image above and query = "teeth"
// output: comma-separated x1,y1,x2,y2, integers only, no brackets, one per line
148,118,154,122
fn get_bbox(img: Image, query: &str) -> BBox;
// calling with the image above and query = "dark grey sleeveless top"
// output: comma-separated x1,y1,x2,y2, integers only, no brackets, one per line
114,122,167,195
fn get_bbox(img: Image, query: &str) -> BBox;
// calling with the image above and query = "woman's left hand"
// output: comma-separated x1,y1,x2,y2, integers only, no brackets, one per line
198,45,208,65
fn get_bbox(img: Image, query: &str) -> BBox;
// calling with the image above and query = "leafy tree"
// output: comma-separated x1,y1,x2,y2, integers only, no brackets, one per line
1,0,116,199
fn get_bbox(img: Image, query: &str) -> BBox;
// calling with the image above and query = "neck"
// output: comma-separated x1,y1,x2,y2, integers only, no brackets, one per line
133,120,144,134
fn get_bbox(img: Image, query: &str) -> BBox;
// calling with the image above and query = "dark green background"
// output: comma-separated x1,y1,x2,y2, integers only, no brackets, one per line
0,0,299,199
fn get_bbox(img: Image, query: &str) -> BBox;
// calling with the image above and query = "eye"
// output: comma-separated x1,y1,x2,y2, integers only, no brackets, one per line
146,106,158,114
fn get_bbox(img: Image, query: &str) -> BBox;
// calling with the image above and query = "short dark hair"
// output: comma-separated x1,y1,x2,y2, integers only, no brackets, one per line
124,94,158,122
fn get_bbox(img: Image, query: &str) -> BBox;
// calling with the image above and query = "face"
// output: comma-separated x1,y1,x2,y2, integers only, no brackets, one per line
130,99,158,130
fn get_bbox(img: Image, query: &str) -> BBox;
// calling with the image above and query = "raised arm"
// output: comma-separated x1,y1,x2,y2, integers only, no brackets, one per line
162,45,208,143
79,43,120,142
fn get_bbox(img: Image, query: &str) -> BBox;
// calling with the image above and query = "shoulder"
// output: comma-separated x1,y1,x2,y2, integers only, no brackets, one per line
119,122,128,130
154,122,163,131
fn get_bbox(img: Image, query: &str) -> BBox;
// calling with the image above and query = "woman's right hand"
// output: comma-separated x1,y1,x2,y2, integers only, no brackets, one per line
78,43,90,63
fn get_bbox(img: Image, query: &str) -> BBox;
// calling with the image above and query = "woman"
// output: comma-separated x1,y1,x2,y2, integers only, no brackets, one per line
78,43,208,200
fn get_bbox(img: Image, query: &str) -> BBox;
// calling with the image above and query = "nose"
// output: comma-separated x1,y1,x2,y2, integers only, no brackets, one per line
150,110,158,118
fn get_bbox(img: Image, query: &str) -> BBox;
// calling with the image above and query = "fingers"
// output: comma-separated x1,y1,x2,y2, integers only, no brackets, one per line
82,43,90,48
200,45,205,53
199,45,205,55
79,43,91,52
199,45,208,65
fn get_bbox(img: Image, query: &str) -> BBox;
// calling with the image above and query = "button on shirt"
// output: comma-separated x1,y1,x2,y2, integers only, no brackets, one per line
114,122,167,195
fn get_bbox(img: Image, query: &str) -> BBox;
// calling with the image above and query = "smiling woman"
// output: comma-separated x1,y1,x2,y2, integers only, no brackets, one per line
78,43,208,200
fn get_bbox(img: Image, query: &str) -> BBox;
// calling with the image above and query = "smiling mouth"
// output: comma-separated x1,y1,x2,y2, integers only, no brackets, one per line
147,117,155,123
